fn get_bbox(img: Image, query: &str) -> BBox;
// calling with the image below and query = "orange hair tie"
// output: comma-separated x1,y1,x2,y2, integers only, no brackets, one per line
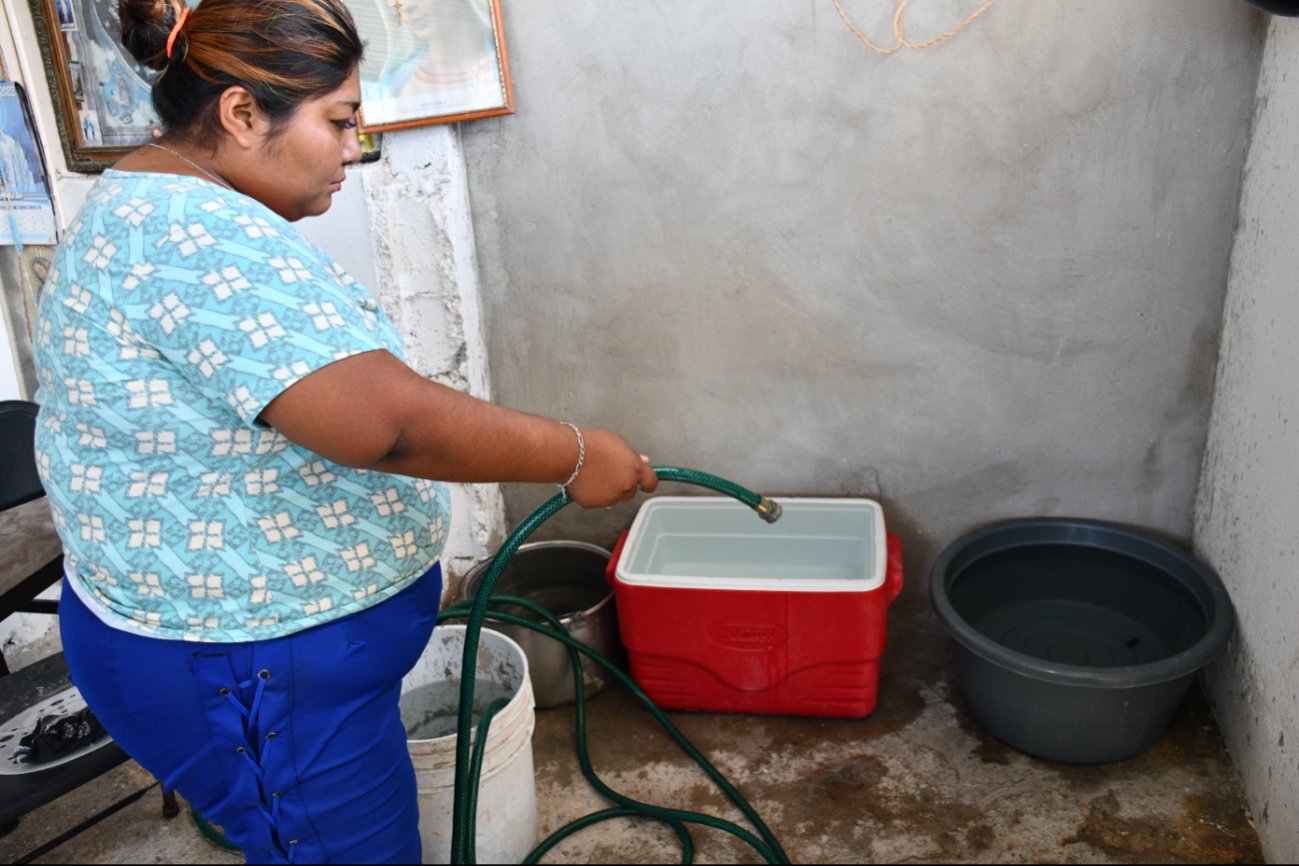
165,7,190,60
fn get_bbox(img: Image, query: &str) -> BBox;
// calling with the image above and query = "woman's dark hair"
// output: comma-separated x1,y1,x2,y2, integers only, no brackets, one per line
118,0,364,144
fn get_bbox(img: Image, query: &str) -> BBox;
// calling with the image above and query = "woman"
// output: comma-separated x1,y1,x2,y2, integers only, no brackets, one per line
33,0,657,862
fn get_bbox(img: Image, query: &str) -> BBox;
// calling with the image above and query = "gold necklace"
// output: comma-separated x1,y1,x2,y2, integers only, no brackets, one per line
145,142,234,191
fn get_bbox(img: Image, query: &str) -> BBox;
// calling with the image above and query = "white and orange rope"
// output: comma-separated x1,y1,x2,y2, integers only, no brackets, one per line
830,0,1000,54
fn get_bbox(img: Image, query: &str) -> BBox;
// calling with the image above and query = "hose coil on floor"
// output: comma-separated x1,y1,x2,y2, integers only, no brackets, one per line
442,466,790,864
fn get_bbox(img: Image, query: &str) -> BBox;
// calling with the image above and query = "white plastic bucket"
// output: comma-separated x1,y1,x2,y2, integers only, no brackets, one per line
400,625,538,864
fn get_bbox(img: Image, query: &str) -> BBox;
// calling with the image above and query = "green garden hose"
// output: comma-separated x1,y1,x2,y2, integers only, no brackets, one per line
441,466,788,865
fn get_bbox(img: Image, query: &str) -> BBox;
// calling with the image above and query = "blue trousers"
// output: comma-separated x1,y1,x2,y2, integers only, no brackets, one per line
60,564,442,864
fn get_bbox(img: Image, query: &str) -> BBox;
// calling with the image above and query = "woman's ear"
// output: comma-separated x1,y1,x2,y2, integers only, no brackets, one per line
216,85,269,150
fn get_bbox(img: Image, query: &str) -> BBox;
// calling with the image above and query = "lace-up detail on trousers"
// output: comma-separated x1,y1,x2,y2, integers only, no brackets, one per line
218,667,294,859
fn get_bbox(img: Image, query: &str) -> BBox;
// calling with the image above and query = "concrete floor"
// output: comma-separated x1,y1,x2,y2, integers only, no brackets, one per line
0,592,1265,864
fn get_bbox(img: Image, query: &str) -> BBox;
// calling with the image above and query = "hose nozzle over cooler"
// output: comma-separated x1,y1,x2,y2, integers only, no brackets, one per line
755,497,783,523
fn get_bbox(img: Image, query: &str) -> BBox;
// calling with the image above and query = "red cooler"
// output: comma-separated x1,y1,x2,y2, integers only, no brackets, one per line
608,497,903,718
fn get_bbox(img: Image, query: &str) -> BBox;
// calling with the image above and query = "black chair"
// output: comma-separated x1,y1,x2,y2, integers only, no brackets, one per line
0,400,177,847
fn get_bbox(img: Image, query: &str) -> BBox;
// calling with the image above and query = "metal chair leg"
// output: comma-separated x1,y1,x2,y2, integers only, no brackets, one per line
162,788,180,819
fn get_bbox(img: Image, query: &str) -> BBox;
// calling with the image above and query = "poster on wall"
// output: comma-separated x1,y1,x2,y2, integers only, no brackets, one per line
28,0,160,171
0,82,57,248
347,0,514,132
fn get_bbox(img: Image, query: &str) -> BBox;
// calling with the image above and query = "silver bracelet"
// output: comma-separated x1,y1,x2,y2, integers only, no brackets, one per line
558,422,585,497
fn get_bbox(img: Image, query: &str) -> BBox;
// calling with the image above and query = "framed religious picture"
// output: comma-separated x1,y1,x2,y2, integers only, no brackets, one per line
1,82,58,246
28,0,160,172
347,0,514,132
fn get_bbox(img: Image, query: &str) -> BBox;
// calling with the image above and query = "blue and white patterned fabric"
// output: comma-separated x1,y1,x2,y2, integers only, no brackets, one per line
33,169,451,643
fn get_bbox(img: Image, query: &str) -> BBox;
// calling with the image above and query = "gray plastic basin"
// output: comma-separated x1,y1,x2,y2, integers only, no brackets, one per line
930,518,1234,763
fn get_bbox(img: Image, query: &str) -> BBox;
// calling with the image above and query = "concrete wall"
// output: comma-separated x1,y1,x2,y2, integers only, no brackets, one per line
1195,16,1299,864
465,1,1264,574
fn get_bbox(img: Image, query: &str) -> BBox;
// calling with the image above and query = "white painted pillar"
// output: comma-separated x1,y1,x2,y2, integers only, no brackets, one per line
357,124,507,587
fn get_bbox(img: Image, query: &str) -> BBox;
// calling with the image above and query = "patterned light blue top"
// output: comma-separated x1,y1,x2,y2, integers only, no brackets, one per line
33,170,450,643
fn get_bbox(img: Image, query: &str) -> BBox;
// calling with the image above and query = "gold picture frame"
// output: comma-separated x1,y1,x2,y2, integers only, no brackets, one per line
348,0,515,132
28,0,160,172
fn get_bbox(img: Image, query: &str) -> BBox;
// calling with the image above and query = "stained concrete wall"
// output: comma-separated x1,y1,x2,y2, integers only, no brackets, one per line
1195,15,1299,864
464,1,1264,571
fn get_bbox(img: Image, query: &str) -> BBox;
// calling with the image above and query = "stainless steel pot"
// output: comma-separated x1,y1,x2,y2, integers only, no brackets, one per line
458,541,622,708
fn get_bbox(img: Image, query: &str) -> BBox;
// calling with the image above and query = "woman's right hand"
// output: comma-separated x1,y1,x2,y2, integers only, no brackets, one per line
564,428,659,508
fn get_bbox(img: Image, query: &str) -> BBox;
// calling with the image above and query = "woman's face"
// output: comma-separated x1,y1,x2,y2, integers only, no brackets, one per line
237,68,364,222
